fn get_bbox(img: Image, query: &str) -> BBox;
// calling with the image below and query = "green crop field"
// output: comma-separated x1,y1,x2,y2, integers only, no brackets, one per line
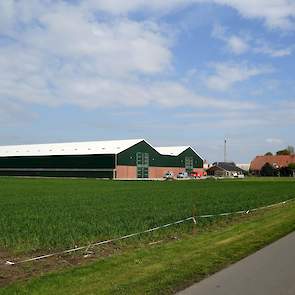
1,177,295,255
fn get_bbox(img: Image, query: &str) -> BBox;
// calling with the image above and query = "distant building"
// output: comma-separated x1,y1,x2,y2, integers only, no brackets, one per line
250,155,295,175
206,162,245,177
203,159,211,169
237,163,250,171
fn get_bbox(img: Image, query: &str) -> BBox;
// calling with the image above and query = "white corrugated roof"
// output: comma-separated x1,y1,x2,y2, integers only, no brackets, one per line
154,146,190,156
155,146,204,160
0,139,144,157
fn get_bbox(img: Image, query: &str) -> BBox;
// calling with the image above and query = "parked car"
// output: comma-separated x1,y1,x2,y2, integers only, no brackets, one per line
177,171,188,179
190,171,198,178
233,173,245,178
163,171,174,180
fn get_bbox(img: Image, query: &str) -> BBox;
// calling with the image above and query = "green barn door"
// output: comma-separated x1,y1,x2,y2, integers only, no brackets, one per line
185,157,194,173
136,152,149,178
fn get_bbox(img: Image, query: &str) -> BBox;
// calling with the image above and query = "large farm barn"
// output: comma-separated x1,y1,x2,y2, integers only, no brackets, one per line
0,139,203,179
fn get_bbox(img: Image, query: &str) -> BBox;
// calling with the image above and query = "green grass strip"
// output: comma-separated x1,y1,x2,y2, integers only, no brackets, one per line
2,203,295,295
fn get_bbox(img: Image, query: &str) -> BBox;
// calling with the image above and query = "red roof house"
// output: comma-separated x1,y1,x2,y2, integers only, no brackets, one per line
250,155,295,173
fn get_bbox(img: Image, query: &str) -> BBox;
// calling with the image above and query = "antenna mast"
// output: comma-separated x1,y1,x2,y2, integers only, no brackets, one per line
224,137,227,162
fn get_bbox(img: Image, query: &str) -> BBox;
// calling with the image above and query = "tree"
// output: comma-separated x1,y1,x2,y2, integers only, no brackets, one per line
260,162,279,177
264,152,273,156
287,145,295,155
276,149,290,155
276,146,295,155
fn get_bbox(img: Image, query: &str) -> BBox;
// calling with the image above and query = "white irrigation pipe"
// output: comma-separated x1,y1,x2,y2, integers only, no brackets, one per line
5,197,295,266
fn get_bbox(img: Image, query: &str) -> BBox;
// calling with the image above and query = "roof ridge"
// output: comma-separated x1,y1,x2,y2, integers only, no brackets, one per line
0,138,144,148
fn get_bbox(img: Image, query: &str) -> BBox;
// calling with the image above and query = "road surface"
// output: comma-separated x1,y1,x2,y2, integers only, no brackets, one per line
177,231,295,295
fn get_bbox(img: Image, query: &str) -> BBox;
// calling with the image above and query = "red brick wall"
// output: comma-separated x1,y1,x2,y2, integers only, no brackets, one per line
116,166,186,179
116,166,137,179
149,167,184,178
116,166,206,179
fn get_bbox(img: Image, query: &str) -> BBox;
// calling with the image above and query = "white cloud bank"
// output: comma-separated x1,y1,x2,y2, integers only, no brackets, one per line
0,0,293,114
84,0,295,29
0,0,262,111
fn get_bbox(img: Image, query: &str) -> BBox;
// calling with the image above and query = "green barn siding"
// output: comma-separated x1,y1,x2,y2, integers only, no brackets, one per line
178,148,203,169
0,170,113,178
118,141,203,168
0,154,115,169
117,141,159,166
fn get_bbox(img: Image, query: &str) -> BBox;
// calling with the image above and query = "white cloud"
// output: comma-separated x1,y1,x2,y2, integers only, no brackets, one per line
212,24,249,55
266,138,283,145
254,43,293,57
227,35,249,54
205,62,273,91
213,0,295,29
24,6,172,76
83,0,192,15
212,24,293,57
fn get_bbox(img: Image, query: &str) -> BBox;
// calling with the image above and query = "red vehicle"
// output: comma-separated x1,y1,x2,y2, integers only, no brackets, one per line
190,170,207,178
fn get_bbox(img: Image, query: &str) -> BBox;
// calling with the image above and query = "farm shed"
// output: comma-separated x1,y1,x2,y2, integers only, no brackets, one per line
0,139,203,179
206,162,245,177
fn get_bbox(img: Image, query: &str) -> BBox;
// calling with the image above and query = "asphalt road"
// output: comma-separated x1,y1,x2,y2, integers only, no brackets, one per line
177,231,295,295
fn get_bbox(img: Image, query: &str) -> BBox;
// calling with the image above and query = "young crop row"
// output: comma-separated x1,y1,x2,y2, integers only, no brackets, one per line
0,177,294,254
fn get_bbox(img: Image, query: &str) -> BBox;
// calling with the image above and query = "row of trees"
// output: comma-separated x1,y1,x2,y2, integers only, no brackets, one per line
265,145,295,156
260,163,295,177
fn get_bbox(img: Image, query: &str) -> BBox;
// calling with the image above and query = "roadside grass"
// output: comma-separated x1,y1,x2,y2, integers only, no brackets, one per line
1,202,295,295
1,177,295,254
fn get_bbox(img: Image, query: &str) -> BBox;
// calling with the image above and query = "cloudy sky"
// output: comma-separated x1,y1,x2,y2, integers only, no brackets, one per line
1,0,295,162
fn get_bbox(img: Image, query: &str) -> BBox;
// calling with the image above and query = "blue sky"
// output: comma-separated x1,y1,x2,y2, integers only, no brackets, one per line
0,1,295,163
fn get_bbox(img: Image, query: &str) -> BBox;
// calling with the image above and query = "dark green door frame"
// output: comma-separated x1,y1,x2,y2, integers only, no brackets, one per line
136,152,149,178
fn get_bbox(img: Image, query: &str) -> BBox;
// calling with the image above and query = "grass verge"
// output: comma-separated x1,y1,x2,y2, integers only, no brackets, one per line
1,202,295,295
